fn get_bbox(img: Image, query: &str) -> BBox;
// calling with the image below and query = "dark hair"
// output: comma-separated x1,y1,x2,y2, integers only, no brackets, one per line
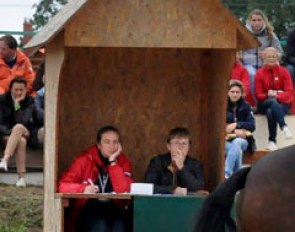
96,125,120,143
9,77,27,90
33,62,45,91
0,35,18,49
228,79,245,98
167,127,191,144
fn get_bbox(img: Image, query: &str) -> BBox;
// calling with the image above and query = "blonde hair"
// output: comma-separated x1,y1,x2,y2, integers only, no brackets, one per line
263,47,280,65
247,9,273,40
229,80,246,98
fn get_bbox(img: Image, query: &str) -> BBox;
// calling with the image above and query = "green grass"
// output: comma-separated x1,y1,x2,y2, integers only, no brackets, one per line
0,222,27,232
0,184,43,232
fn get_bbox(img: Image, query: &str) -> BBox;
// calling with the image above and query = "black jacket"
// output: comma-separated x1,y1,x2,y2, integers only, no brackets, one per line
285,28,295,66
227,98,255,132
144,153,204,194
0,93,34,135
226,97,256,151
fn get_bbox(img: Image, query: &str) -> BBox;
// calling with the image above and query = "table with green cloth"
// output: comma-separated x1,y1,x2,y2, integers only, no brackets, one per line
59,193,235,232
133,194,205,232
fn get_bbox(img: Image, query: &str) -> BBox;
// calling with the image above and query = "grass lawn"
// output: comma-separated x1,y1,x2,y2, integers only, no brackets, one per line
0,184,43,232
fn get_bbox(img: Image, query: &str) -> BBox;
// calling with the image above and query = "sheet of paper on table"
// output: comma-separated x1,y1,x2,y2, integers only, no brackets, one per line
130,183,154,195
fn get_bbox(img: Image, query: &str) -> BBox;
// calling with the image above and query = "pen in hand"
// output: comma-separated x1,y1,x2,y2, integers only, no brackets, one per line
88,178,94,186
83,178,99,194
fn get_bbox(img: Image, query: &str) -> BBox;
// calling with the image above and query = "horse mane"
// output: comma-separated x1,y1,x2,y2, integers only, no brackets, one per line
194,167,251,232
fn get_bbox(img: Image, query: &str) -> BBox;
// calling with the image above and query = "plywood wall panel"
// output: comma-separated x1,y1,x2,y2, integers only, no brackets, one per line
198,49,235,190
64,0,236,48
58,47,203,181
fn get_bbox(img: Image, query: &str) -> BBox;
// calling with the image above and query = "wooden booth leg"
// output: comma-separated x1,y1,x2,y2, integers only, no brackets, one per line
54,198,69,232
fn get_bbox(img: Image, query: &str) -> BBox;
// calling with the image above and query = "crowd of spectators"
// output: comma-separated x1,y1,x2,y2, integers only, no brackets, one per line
0,9,295,188
0,35,44,187
227,9,295,178
0,9,294,229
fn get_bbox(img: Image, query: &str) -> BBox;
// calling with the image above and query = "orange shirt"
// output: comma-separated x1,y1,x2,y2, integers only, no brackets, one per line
0,50,35,94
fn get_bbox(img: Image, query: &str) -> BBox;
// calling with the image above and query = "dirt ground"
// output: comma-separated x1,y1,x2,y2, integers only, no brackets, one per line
0,184,43,232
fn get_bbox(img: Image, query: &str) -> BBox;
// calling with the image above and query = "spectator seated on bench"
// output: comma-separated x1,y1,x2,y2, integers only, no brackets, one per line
255,47,294,151
225,80,256,179
29,86,44,149
0,78,35,187
230,51,255,107
0,35,35,95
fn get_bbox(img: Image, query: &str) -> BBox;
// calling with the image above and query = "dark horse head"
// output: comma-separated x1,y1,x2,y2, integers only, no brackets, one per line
194,144,295,232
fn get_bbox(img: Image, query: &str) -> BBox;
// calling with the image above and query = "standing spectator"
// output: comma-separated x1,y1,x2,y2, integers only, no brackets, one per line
243,9,283,104
145,127,205,195
230,51,255,106
29,86,44,148
285,26,295,84
225,80,255,178
35,87,44,144
284,26,295,115
58,125,133,232
0,35,35,94
31,61,45,146
255,47,293,150
33,61,45,92
0,78,34,187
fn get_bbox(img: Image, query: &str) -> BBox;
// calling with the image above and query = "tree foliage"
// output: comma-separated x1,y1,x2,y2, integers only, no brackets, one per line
30,0,295,38
30,0,68,30
222,0,295,38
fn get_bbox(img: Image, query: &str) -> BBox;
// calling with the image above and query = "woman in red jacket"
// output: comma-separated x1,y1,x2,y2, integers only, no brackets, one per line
230,51,255,106
58,125,133,232
255,47,293,150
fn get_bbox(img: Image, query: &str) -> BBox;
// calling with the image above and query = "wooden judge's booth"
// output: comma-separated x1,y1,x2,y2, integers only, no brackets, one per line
25,0,258,231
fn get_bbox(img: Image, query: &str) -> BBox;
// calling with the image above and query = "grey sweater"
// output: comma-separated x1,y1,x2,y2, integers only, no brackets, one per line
243,24,283,68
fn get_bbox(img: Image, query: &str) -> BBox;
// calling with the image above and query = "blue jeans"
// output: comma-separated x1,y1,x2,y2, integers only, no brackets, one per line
245,64,258,104
225,137,248,178
257,98,290,142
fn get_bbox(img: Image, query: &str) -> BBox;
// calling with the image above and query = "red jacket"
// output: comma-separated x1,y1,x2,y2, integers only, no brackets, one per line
0,50,35,94
230,62,255,106
255,65,293,104
58,145,133,230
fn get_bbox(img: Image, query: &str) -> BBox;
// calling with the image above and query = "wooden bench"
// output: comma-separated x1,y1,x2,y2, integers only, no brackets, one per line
253,115,295,150
3,147,43,173
243,149,270,165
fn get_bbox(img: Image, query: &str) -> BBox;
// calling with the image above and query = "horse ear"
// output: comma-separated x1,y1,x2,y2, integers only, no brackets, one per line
193,167,251,232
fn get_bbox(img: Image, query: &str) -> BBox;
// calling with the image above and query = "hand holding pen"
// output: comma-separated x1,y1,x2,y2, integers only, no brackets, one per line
83,178,99,194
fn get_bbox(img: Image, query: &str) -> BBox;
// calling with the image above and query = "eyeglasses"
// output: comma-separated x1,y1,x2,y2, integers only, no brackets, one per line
100,140,119,146
170,141,189,148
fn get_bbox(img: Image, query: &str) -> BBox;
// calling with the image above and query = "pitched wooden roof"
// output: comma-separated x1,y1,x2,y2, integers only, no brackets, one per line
25,0,88,48
221,5,260,50
25,0,258,50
